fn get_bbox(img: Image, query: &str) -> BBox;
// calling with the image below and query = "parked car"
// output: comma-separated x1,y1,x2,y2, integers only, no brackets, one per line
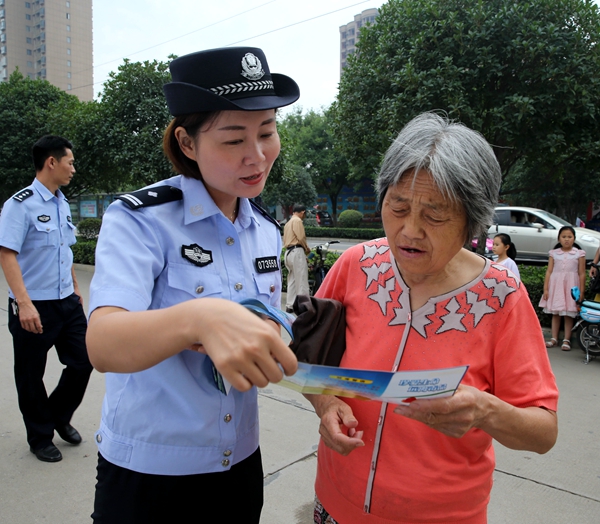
488,206,600,262
585,210,600,232
307,209,333,227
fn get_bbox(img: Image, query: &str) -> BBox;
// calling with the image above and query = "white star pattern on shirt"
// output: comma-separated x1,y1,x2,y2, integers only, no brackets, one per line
482,278,517,307
360,243,390,262
368,276,396,315
437,297,468,334
466,290,497,327
491,264,520,287
402,301,435,335
361,262,393,289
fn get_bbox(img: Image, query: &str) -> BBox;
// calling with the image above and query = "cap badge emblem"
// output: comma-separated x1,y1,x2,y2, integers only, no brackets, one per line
241,53,265,81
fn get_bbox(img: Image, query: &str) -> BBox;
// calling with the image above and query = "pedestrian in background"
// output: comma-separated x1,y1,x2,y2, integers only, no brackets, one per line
539,225,586,350
284,204,311,312
492,233,520,281
0,135,92,463
86,47,299,523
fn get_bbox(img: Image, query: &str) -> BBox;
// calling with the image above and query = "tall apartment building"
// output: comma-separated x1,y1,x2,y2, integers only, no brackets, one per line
339,7,378,75
0,0,92,101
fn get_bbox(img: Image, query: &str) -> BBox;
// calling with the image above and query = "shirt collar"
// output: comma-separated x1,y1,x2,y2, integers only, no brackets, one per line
180,176,259,229
33,178,65,202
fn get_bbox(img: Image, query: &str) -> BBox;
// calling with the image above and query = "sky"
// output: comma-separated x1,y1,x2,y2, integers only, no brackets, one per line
87,0,386,113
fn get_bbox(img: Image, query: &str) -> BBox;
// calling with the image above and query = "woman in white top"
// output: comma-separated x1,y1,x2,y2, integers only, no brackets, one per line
492,233,520,281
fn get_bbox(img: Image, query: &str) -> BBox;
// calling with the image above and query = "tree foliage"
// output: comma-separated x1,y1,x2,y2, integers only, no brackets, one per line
279,107,350,223
98,58,174,188
0,71,74,202
335,0,600,195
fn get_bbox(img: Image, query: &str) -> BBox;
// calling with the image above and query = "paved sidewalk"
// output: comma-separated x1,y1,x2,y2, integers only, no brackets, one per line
0,266,599,523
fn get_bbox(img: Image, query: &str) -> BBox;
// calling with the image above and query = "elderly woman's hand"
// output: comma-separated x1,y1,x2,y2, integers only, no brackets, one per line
305,394,365,455
393,384,485,438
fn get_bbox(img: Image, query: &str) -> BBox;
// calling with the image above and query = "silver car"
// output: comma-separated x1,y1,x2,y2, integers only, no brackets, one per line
488,206,600,262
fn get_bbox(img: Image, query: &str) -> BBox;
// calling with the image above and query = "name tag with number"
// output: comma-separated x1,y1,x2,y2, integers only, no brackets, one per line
255,256,279,273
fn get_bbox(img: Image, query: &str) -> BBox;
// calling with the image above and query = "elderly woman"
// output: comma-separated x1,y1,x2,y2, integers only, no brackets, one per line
307,113,558,524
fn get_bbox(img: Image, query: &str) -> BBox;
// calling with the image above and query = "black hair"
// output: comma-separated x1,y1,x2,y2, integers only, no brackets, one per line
32,135,73,172
553,226,582,249
293,204,307,213
163,112,221,180
494,233,517,261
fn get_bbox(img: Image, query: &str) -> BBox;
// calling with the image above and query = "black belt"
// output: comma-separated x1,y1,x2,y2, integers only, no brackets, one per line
286,244,303,251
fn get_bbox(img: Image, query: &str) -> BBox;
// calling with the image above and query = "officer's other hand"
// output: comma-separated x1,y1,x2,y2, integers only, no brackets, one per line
192,299,298,392
19,302,43,334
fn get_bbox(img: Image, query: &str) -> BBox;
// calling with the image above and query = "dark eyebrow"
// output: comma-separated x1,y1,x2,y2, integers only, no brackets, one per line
217,118,276,131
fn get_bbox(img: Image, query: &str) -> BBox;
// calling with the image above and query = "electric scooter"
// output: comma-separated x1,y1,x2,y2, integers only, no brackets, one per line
571,283,600,364
308,240,340,295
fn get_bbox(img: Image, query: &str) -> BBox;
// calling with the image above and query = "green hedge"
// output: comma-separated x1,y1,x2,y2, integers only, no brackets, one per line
76,218,102,239
72,240,97,265
305,226,385,240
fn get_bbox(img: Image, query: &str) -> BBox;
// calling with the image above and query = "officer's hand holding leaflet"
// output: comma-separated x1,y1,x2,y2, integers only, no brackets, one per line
88,298,297,391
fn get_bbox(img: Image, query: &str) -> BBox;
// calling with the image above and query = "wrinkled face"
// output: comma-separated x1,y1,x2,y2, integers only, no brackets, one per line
188,109,280,202
381,169,468,281
492,237,509,256
559,229,575,250
51,149,75,187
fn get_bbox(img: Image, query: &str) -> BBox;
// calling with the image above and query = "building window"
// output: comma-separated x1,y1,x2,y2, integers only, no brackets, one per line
25,1,31,7
66,1,70,6
27,60,33,67
27,49,32,55
66,36,70,43
66,12,70,19
67,48,71,55
66,24,70,31
26,37,32,43
26,25,31,32
67,84,71,90
0,34,5,43
67,60,71,67
67,71,71,78
25,13,31,20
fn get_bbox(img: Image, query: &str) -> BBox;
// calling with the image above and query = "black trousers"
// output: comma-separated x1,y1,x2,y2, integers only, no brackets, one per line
8,294,92,449
92,448,265,523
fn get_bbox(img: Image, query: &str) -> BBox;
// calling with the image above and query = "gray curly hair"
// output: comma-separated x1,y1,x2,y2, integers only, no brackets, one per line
377,112,501,242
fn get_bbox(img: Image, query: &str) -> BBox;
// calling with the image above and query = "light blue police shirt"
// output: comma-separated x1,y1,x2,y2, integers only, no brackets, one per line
0,178,76,300
89,175,282,475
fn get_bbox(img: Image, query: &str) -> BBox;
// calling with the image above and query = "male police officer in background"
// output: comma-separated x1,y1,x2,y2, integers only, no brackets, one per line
0,135,92,463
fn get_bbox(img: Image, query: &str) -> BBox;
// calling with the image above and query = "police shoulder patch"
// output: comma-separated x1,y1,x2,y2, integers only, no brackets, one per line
117,186,183,210
12,189,33,202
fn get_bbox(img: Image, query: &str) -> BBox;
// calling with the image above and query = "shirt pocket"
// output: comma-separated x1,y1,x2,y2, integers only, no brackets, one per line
252,271,280,303
66,221,77,246
30,221,59,249
165,263,223,305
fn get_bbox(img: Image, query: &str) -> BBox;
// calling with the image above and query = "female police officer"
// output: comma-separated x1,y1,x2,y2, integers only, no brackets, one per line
87,47,299,523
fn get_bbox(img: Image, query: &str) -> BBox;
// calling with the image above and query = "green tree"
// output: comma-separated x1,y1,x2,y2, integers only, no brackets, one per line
0,71,75,202
280,107,350,224
335,0,600,191
98,58,173,189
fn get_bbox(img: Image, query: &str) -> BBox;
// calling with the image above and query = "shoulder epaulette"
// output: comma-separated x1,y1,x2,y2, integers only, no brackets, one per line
12,189,34,202
117,186,183,210
250,199,282,232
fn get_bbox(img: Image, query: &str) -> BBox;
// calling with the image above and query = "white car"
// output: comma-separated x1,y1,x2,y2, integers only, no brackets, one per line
488,206,600,262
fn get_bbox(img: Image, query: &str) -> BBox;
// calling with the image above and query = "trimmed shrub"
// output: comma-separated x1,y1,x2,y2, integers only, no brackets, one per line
338,209,363,229
305,226,385,240
76,218,102,240
72,240,97,265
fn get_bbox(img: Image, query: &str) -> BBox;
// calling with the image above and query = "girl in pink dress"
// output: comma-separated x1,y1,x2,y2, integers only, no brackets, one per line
539,226,587,350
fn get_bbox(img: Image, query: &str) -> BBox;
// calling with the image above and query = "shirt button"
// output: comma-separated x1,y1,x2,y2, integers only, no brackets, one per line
221,459,230,467
226,237,235,246
234,283,243,291
224,414,232,423
223,449,232,457
96,434,102,443
195,286,204,294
